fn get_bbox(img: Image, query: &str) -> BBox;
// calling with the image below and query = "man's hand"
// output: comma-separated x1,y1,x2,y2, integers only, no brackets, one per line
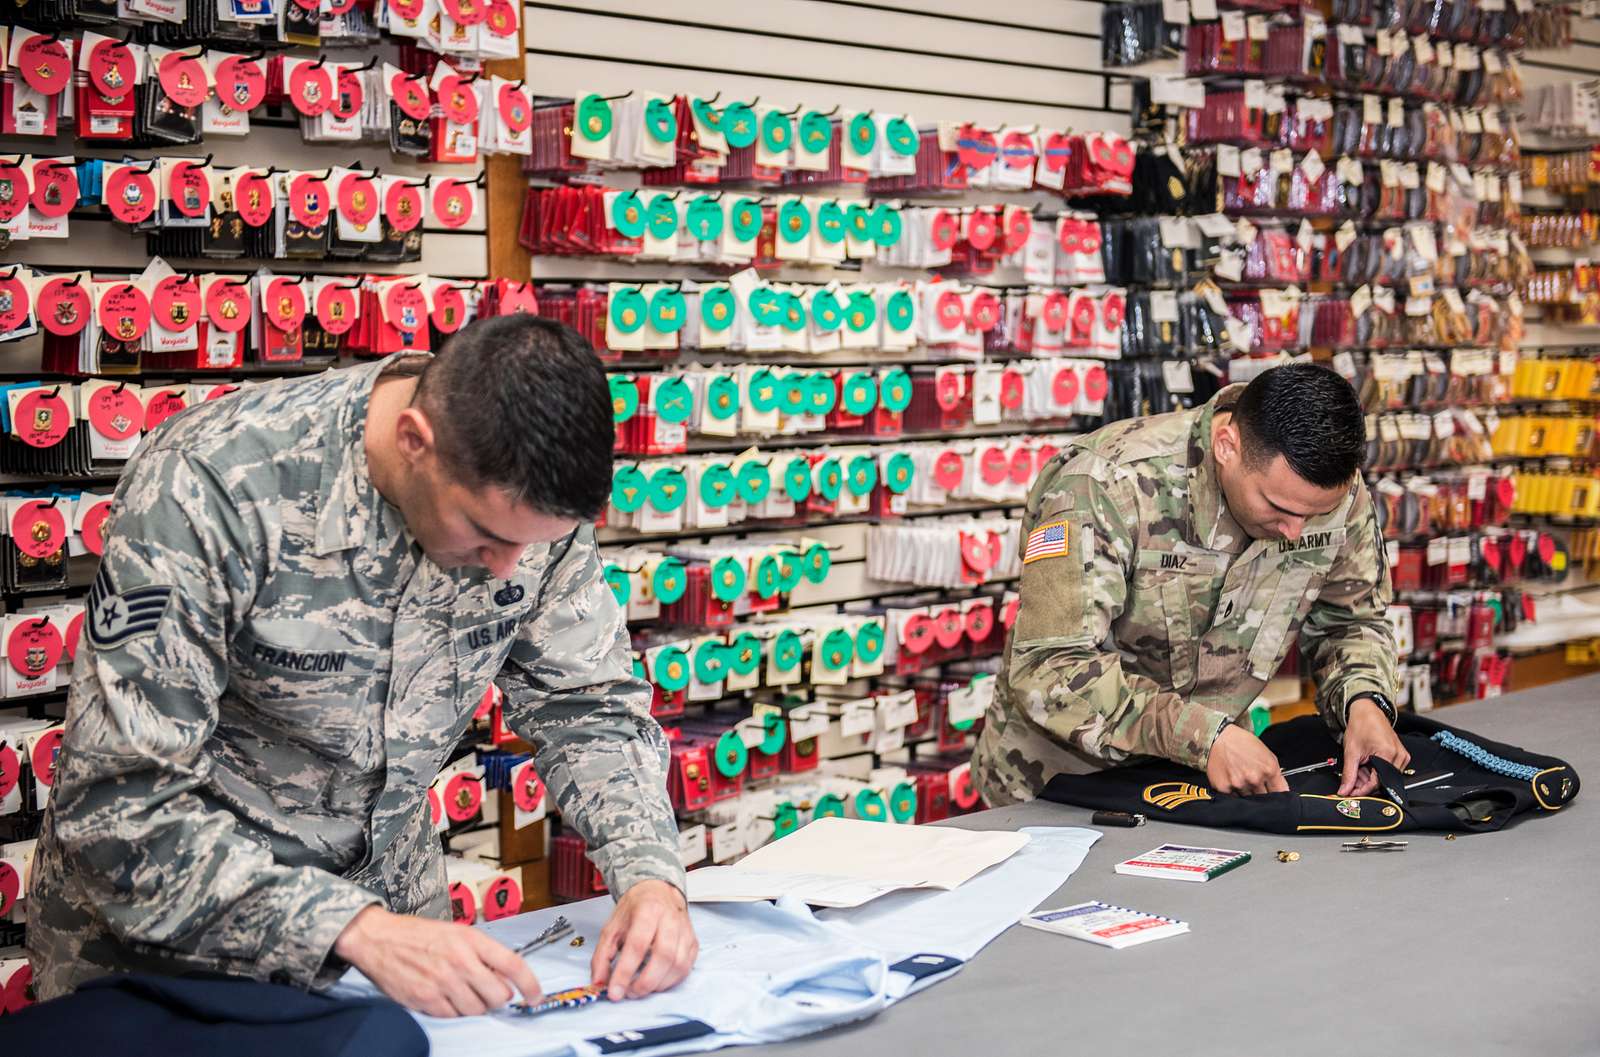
1339,697,1411,796
591,879,698,1001
333,905,542,1019
1205,722,1289,795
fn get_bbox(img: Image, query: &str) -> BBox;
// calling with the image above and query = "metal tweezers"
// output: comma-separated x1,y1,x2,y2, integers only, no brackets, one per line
1341,837,1408,852
513,915,573,955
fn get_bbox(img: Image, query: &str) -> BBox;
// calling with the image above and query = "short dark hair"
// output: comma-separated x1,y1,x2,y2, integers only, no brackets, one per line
1233,363,1365,488
415,315,613,520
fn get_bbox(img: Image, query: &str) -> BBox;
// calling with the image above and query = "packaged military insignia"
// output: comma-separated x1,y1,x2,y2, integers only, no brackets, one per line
233,166,278,255
301,276,359,361
19,156,77,243
0,595,68,696
367,175,422,264
4,31,72,139
379,0,433,42
275,169,332,260
319,0,383,48
430,63,480,164
361,274,432,354
281,54,335,125
83,278,149,374
431,176,480,232
430,0,483,58
202,52,266,136
161,156,213,233
139,46,206,146
193,168,248,258
480,75,533,157
282,0,324,47
426,277,476,344
100,161,157,239
302,62,370,144
79,379,145,468
327,166,384,256
0,266,38,345
0,382,83,482
254,271,308,363
200,272,253,368
75,33,141,142
140,264,201,364
385,65,434,158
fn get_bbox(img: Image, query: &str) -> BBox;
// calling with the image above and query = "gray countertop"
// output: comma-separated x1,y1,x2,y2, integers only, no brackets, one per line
754,676,1600,1057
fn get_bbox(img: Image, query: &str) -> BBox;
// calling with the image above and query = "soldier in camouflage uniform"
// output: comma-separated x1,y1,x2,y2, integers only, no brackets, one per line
27,316,697,1018
976,364,1409,807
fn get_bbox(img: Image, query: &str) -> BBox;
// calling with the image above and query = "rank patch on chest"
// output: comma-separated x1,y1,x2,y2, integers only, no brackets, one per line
1022,520,1070,565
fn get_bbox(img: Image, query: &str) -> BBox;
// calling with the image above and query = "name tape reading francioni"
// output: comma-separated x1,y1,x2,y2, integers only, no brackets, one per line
250,643,351,673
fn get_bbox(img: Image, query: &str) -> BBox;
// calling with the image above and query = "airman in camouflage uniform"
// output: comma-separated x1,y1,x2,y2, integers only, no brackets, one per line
975,381,1399,805
27,354,682,1000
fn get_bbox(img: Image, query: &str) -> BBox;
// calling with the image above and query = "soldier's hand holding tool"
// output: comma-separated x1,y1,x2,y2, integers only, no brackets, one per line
1206,722,1290,795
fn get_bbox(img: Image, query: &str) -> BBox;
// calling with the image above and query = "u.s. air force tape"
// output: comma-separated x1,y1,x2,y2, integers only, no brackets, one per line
86,564,172,649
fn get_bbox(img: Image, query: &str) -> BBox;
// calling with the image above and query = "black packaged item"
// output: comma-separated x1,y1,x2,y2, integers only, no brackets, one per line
1180,292,1224,353
1129,219,1174,285
1332,103,1363,157
1122,291,1154,357
139,83,202,146
1187,149,1219,215
300,317,343,364
283,209,331,258
204,197,248,259
1102,1,1181,68
1145,291,1182,357
366,216,410,263
391,103,433,158
1099,218,1131,284
1132,146,1189,215
283,0,323,47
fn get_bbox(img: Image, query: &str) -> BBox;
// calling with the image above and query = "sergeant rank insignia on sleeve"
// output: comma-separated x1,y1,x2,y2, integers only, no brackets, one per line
87,564,173,649
1022,520,1070,565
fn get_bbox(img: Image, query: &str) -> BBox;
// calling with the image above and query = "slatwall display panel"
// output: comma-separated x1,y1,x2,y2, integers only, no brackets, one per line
0,67,493,407
0,136,488,277
0,213,487,276
522,0,1130,131
1523,38,1600,90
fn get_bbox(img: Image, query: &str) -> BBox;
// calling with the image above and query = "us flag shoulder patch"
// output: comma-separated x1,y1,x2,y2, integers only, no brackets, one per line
87,564,173,650
1022,519,1070,565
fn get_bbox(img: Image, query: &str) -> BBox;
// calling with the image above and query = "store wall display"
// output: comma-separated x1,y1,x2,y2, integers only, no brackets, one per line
1,0,1594,1003
1086,0,1600,727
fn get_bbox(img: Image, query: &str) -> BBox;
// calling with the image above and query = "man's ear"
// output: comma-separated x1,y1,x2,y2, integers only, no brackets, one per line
1213,418,1241,470
394,406,437,466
